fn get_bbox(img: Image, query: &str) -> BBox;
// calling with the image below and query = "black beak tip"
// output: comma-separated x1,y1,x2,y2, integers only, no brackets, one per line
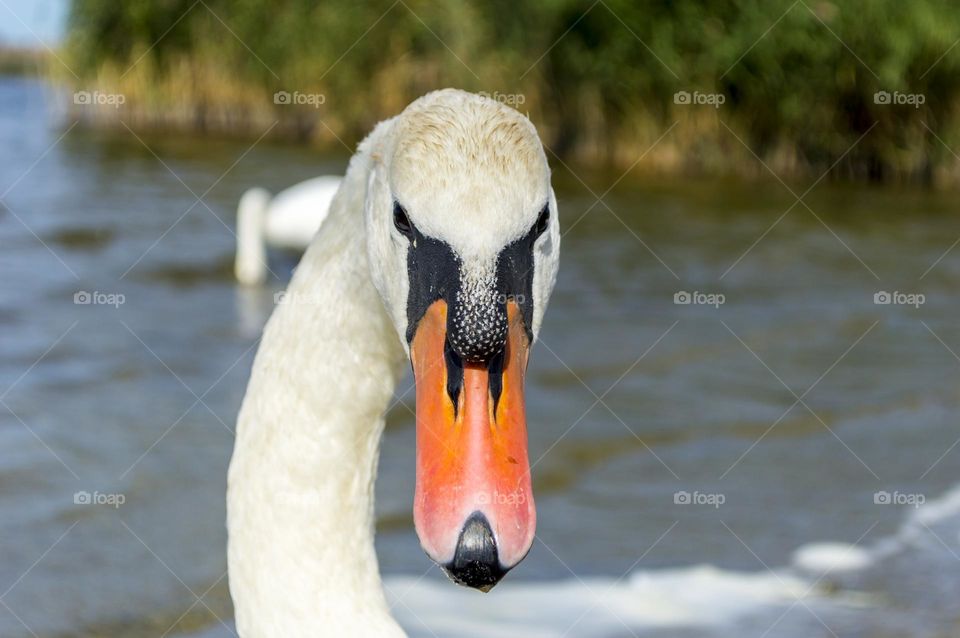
441,511,508,592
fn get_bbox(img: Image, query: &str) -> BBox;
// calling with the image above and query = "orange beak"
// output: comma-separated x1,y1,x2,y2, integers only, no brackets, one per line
410,299,535,590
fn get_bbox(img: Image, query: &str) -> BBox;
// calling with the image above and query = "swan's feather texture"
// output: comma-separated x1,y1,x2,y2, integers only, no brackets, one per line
227,89,559,637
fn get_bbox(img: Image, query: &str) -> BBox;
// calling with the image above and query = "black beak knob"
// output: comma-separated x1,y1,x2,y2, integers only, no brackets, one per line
441,511,508,592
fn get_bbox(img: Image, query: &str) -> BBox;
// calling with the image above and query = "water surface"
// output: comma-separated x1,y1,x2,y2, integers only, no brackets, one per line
2,76,960,637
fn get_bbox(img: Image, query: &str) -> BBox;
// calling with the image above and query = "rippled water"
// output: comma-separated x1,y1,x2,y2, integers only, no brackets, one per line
3,76,960,637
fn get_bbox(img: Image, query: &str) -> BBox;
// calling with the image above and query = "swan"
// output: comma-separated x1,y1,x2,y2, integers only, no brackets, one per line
227,89,560,637
234,175,343,285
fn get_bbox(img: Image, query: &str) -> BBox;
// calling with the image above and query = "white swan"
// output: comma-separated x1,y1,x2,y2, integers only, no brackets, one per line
234,175,342,285
227,89,560,637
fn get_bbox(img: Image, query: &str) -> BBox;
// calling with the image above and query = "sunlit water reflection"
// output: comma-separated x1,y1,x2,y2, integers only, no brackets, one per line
2,77,960,637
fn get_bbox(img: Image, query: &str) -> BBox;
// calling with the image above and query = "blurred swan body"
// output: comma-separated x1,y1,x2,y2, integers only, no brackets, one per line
234,175,342,285
227,90,560,636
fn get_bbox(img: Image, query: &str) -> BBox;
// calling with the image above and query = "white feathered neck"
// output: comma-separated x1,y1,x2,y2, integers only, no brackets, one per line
227,125,409,637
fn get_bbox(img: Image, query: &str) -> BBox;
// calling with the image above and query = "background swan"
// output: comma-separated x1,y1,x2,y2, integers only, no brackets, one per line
234,175,342,285
227,89,560,636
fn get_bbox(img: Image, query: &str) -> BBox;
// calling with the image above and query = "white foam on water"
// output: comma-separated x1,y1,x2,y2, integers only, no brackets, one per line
178,483,960,638
907,482,960,527
385,566,808,638
793,482,960,577
791,542,873,574
387,483,960,637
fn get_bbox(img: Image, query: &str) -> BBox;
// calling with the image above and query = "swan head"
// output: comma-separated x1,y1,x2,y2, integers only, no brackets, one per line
364,89,559,590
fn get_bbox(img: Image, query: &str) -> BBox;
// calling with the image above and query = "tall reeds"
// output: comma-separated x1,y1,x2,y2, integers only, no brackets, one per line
61,0,960,183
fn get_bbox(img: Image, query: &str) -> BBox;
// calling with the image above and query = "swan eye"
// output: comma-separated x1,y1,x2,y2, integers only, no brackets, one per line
534,204,550,237
393,201,414,239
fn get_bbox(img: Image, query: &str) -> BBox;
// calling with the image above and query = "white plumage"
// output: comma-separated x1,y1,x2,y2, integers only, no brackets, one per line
227,90,560,637
234,175,342,285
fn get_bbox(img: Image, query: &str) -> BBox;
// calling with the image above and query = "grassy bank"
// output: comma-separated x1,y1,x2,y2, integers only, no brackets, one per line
62,0,960,184
0,47,50,75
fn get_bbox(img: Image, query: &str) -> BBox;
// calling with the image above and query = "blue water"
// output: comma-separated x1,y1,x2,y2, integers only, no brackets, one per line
2,76,960,636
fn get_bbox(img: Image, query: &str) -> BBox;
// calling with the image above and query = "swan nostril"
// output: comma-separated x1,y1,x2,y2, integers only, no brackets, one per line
441,512,507,592
487,346,505,415
443,337,464,417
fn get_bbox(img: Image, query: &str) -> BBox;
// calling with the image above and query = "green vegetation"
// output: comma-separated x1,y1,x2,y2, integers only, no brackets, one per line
0,47,48,75
63,0,960,183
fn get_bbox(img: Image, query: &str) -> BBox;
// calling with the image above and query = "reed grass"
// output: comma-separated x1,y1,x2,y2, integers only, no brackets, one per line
61,0,960,183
